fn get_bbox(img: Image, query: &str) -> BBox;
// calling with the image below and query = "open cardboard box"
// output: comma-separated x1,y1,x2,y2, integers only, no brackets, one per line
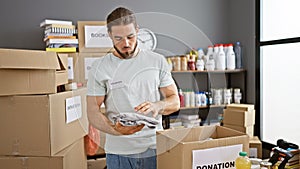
0,88,88,156
157,125,249,169
0,48,68,96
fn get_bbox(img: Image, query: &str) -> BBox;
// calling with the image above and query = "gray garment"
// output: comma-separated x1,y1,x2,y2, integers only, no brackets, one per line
112,113,159,129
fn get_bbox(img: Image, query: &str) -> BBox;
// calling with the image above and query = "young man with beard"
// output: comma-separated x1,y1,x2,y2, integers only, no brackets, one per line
87,7,180,169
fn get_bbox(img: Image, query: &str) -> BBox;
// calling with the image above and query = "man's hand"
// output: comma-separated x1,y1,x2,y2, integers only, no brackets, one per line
134,101,164,117
114,121,145,135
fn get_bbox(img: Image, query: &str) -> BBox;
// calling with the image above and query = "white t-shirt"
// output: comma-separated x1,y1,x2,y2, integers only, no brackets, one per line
87,49,174,155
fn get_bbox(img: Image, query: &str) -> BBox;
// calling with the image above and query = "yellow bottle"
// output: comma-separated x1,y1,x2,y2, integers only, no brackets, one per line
235,151,251,169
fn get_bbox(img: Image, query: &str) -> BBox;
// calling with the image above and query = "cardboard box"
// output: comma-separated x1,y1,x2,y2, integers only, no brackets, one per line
226,103,255,111
157,126,249,169
0,138,87,169
0,88,88,156
77,21,114,53
249,136,262,159
0,48,68,96
67,53,80,83
223,124,254,137
87,158,106,169
223,109,255,126
68,52,106,86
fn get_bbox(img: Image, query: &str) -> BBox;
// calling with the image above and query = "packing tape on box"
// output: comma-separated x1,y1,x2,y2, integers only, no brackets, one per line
12,139,20,155
22,157,29,169
65,82,78,91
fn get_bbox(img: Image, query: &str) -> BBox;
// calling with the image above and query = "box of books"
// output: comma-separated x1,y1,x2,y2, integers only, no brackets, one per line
77,21,114,53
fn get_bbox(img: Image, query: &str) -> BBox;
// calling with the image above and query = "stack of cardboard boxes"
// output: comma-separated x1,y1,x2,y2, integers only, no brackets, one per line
222,103,262,158
0,48,88,169
67,21,113,168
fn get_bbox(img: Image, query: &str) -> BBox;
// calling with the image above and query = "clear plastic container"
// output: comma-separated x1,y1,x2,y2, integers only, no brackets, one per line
234,42,243,69
235,151,251,169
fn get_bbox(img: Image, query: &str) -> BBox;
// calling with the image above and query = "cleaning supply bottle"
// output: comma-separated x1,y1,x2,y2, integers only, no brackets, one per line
226,43,236,70
205,45,215,71
216,44,226,70
235,151,251,169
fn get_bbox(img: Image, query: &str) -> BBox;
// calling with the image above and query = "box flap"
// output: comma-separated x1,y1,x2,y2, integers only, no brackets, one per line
0,48,60,69
57,53,68,70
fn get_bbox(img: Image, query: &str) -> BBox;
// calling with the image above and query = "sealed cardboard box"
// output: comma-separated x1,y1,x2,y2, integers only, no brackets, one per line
0,48,68,96
77,21,114,53
87,158,106,169
223,124,254,137
226,103,254,111
157,126,249,169
249,136,262,158
0,138,87,169
0,88,88,156
67,52,106,86
223,109,255,127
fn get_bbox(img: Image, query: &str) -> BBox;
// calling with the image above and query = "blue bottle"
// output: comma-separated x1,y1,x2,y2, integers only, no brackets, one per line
234,42,243,69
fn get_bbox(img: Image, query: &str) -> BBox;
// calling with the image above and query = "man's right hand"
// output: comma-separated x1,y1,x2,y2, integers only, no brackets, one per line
114,121,145,135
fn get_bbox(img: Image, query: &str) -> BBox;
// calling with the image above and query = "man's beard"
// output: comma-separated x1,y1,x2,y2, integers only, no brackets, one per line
114,43,138,59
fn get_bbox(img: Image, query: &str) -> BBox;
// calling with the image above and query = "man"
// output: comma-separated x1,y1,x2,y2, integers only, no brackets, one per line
87,6,180,169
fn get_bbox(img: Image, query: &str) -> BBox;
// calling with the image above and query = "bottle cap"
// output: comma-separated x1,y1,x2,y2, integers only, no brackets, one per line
239,151,247,156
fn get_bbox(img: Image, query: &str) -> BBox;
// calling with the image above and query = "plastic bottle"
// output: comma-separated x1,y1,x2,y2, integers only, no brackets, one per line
226,44,236,70
190,90,195,107
198,48,207,64
178,88,185,107
205,46,215,71
216,44,226,70
184,89,190,107
235,151,251,169
200,92,207,106
223,89,232,104
196,58,204,71
234,42,243,69
206,91,213,105
234,88,242,104
195,91,201,107
212,44,219,64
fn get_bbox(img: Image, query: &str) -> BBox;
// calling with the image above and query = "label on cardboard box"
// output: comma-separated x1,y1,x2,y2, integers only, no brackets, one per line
65,95,82,124
84,25,113,48
68,57,74,80
192,144,242,169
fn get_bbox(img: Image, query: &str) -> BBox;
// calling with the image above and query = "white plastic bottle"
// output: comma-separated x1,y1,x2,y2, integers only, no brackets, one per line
216,44,226,70
212,44,219,63
200,92,207,106
196,58,204,71
198,48,208,64
195,91,201,107
184,89,190,107
234,88,242,104
190,90,195,107
205,46,215,71
226,44,236,70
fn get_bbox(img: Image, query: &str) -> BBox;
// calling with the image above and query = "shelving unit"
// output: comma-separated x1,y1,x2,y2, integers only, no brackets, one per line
162,69,247,129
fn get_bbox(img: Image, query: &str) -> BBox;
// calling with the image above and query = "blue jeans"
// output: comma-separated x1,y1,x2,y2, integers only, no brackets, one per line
106,148,157,169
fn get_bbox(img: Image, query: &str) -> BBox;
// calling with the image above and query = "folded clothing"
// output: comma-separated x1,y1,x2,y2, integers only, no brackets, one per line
112,113,159,129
